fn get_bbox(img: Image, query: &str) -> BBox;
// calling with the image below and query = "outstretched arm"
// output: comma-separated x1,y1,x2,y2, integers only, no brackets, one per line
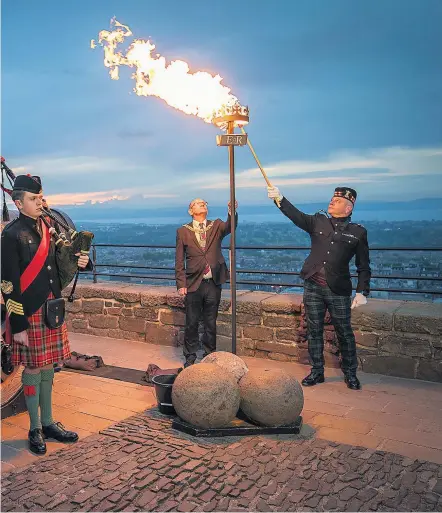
268,186,316,234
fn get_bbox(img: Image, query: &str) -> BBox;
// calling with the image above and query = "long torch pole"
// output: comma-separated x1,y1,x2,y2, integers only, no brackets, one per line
228,120,237,355
239,127,280,208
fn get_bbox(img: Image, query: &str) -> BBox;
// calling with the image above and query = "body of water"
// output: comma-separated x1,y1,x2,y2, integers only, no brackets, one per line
78,208,442,225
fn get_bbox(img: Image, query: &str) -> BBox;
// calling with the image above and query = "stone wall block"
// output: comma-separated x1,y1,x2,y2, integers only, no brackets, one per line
263,313,299,328
134,307,159,321
275,328,299,342
217,323,242,338
394,303,442,336
350,300,404,331
243,325,274,341
106,307,123,316
256,341,298,357
261,294,303,313
354,331,378,348
359,353,417,379
159,309,186,326
72,318,88,330
88,315,119,329
237,292,274,315
379,334,432,358
140,287,172,306
82,299,104,314
66,300,82,314
144,323,178,346
119,317,147,333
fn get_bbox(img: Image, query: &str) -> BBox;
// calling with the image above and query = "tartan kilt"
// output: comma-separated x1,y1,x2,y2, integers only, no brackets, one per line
12,293,71,368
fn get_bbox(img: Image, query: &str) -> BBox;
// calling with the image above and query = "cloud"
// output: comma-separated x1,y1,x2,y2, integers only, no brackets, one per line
192,145,442,190
7,144,442,207
46,189,178,206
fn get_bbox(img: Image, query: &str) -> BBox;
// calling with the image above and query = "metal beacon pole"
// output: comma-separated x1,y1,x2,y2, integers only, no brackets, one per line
213,105,249,355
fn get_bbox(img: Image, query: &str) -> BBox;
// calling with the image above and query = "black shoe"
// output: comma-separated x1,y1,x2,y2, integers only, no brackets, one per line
345,375,361,390
28,428,47,455
301,371,325,387
42,422,79,443
184,359,195,368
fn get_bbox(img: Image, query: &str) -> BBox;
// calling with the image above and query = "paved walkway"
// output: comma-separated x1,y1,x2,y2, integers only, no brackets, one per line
2,409,442,512
2,333,442,511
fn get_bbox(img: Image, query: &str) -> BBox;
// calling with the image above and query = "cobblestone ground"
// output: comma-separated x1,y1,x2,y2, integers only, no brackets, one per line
2,409,442,512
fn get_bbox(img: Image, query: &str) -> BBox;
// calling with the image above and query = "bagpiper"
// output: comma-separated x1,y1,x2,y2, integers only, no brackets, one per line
1,174,90,454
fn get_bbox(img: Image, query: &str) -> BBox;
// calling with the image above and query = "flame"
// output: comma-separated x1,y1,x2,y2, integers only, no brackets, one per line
94,18,241,123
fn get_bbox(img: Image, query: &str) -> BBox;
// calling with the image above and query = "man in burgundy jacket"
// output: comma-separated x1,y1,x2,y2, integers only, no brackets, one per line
175,198,238,367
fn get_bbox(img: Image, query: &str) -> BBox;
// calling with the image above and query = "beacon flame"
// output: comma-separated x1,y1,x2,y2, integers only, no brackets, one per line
93,18,243,124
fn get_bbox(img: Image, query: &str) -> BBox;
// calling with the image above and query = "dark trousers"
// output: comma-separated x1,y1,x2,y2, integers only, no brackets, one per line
184,279,222,362
303,279,358,375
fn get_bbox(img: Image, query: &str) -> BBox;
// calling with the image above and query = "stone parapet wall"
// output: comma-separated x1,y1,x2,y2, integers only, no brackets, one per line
64,282,442,382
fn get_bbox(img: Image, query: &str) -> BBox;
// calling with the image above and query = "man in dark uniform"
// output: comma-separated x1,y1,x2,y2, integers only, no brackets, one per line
268,185,370,390
175,198,238,367
1,175,90,454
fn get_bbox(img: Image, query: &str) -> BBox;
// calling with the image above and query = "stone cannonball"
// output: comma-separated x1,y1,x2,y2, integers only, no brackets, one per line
239,368,304,427
201,351,248,382
172,363,240,428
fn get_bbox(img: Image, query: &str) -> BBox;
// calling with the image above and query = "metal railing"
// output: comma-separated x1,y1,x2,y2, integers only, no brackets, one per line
84,243,442,297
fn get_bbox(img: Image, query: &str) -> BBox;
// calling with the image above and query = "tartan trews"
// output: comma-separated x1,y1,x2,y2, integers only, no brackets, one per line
303,279,358,374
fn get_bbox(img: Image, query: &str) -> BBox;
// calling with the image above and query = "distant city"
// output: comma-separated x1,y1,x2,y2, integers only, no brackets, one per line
76,218,442,303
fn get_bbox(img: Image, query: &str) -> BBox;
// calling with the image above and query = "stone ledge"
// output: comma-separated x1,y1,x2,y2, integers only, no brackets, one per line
66,281,442,382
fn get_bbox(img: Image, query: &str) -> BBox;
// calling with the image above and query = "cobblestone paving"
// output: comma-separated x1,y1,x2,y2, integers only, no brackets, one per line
2,409,442,512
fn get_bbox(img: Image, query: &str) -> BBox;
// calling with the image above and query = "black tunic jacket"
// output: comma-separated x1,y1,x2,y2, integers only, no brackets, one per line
1,213,62,334
278,197,371,296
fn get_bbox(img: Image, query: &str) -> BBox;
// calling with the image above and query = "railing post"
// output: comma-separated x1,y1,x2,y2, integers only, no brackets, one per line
92,246,98,283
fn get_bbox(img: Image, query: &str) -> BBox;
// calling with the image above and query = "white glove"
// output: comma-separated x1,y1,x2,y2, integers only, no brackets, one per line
351,293,367,309
267,186,283,202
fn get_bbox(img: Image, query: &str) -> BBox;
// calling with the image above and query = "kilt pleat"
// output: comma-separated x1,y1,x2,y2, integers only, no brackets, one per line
12,293,71,368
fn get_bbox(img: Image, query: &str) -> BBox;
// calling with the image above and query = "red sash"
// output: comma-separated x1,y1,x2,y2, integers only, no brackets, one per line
20,220,50,293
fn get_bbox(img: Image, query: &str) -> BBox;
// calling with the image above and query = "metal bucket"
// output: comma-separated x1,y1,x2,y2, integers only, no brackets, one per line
151,374,177,415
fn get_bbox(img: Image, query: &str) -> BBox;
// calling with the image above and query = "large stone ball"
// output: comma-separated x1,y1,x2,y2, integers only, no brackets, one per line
239,368,304,427
200,351,248,382
172,363,240,428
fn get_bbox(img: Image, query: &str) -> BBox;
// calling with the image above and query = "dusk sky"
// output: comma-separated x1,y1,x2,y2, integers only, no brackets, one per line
2,0,441,207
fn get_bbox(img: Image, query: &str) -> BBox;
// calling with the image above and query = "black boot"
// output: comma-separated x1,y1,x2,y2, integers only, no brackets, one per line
42,422,79,443
28,428,47,455
301,371,325,387
345,375,361,390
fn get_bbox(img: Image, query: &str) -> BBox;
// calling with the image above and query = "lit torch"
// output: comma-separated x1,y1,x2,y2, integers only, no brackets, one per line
93,18,276,354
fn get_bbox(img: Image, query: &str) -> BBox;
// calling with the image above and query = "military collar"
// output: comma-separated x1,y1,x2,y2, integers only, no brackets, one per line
19,212,40,229
331,215,351,223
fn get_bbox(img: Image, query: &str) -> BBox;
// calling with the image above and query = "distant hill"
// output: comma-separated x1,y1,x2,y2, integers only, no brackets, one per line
57,197,442,221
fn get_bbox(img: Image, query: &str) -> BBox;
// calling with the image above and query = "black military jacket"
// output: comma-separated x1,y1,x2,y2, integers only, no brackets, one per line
278,197,371,296
1,213,62,334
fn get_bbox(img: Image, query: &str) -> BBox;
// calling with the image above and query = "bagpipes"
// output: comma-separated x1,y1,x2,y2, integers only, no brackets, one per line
1,156,94,301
